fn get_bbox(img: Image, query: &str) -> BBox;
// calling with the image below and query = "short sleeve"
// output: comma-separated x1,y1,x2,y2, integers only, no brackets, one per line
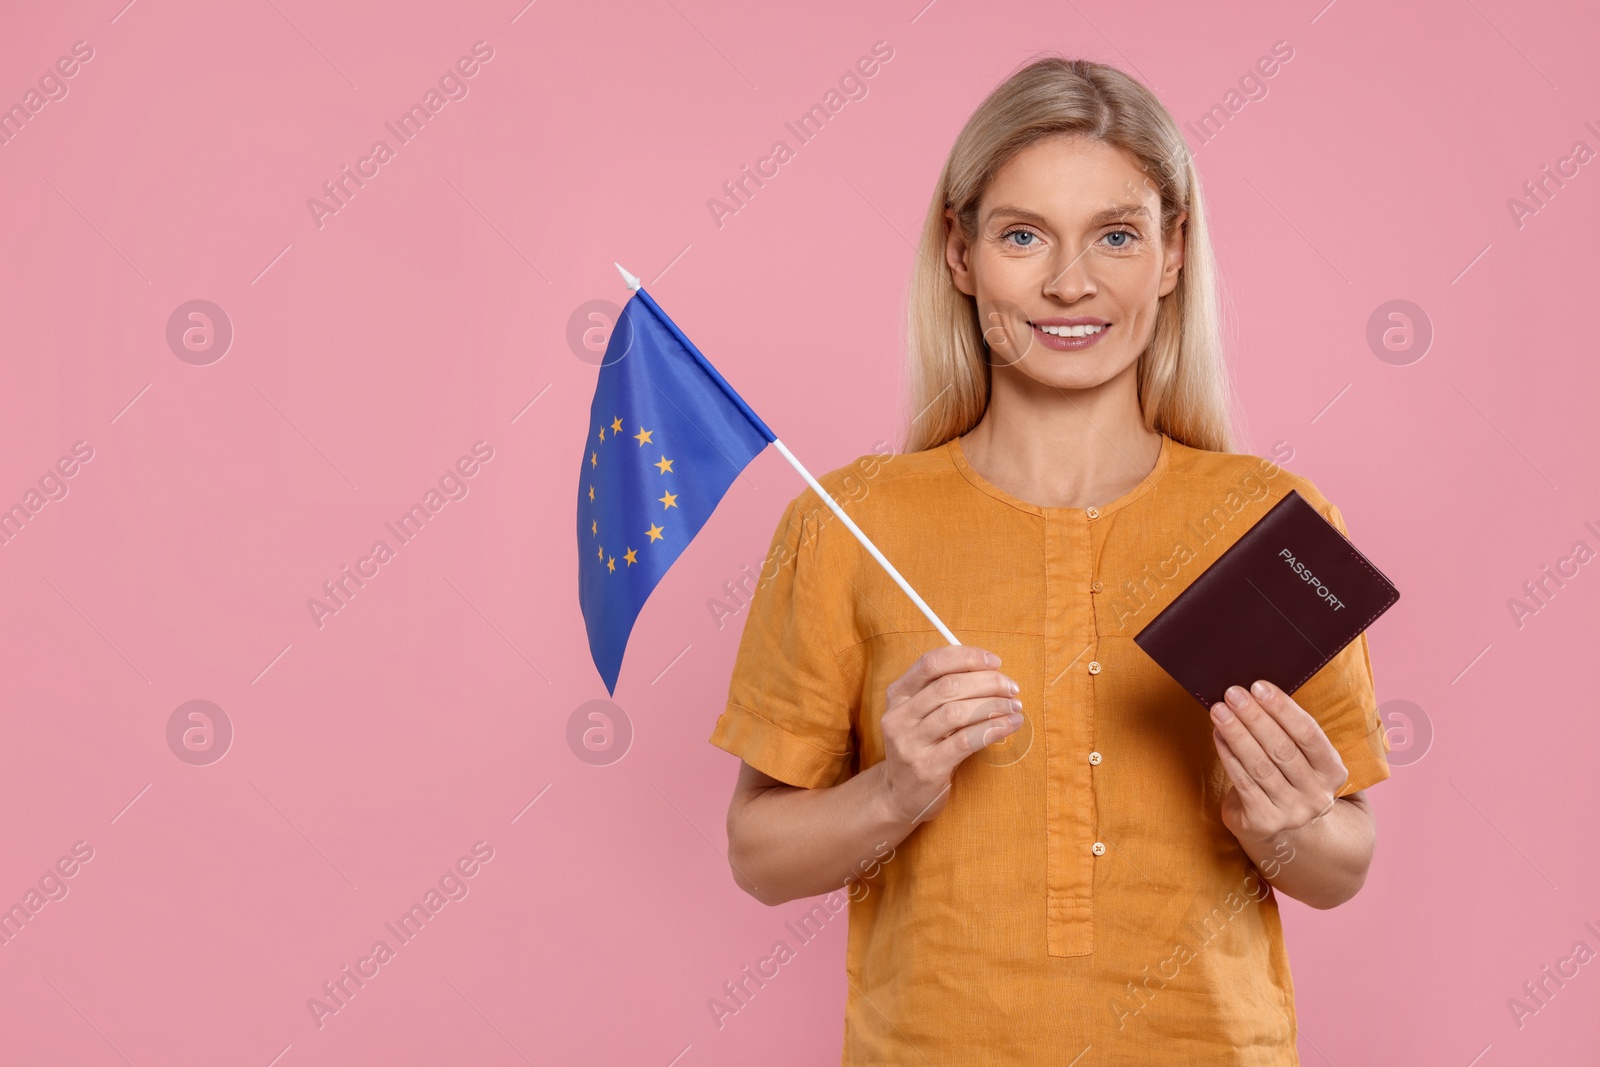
708,493,863,789
1289,500,1393,797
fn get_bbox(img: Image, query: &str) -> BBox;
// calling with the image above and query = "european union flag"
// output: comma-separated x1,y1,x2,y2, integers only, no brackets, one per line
578,280,775,694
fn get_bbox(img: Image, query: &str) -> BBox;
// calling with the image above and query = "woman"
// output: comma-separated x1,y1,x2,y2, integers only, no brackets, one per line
709,55,1392,1065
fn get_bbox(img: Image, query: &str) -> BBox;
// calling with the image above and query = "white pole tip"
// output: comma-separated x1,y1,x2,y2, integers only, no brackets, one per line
614,262,642,290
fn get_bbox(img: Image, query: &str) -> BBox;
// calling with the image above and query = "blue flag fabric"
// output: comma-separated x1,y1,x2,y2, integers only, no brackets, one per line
578,287,776,695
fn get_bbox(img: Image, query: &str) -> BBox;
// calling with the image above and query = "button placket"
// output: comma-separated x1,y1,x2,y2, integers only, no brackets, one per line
1044,510,1097,958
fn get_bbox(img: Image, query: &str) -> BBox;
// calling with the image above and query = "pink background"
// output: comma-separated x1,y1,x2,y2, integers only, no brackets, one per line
1,0,1596,1063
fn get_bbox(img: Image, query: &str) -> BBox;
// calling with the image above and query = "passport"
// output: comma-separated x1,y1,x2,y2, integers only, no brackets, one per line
1133,489,1400,709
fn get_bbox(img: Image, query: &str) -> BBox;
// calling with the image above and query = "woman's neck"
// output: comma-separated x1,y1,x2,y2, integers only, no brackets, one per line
957,362,1163,510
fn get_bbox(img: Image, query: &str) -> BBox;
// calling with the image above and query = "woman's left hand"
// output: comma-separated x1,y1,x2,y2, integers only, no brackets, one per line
1210,679,1349,845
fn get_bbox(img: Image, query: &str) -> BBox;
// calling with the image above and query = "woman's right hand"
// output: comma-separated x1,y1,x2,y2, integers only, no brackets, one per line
877,645,1024,827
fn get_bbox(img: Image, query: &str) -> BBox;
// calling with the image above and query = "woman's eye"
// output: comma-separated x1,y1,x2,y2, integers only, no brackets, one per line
1001,228,1038,248
1103,229,1137,249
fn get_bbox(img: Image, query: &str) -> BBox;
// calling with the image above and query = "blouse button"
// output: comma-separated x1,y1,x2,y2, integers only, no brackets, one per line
1089,751,1102,765
1086,506,1101,520
1088,660,1102,675
1091,841,1106,856
1091,580,1104,593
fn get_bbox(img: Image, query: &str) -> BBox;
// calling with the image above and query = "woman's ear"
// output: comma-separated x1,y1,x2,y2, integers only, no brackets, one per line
944,209,977,297
1158,210,1187,299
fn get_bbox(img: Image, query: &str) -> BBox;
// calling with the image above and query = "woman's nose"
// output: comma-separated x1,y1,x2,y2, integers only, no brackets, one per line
1041,245,1095,300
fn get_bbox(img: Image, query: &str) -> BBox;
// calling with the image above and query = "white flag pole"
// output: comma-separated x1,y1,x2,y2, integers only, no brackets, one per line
614,263,961,647
769,438,960,646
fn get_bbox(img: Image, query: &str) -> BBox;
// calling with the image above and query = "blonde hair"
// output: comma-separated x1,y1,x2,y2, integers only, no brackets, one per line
902,56,1236,454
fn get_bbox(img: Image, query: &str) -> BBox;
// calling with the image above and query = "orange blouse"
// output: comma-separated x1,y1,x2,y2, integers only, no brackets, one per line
709,432,1392,1065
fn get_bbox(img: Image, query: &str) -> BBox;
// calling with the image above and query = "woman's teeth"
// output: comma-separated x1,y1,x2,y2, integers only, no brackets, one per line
1034,323,1107,338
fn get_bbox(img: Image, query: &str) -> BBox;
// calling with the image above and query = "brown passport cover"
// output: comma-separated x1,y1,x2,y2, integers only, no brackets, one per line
1133,489,1400,708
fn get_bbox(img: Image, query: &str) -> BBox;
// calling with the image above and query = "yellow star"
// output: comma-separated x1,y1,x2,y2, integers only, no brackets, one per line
597,426,605,441
590,451,598,468
659,490,678,510
655,455,674,474
587,485,595,502
591,519,597,535
611,416,623,433
646,523,664,542
607,556,616,572
597,544,604,559
634,426,653,446
624,547,637,566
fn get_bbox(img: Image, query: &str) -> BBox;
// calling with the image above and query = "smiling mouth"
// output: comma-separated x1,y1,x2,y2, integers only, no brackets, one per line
1031,322,1108,338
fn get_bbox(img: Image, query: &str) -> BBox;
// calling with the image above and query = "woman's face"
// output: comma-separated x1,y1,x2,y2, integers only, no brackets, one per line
944,134,1185,392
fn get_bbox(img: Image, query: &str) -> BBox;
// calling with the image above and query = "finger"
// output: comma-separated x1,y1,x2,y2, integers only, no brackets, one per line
932,709,1024,771
1248,680,1345,781
906,668,1020,726
887,646,1003,707
1222,684,1316,789
1211,691,1295,802
1222,686,1303,774
1213,729,1271,812
916,694,1023,745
